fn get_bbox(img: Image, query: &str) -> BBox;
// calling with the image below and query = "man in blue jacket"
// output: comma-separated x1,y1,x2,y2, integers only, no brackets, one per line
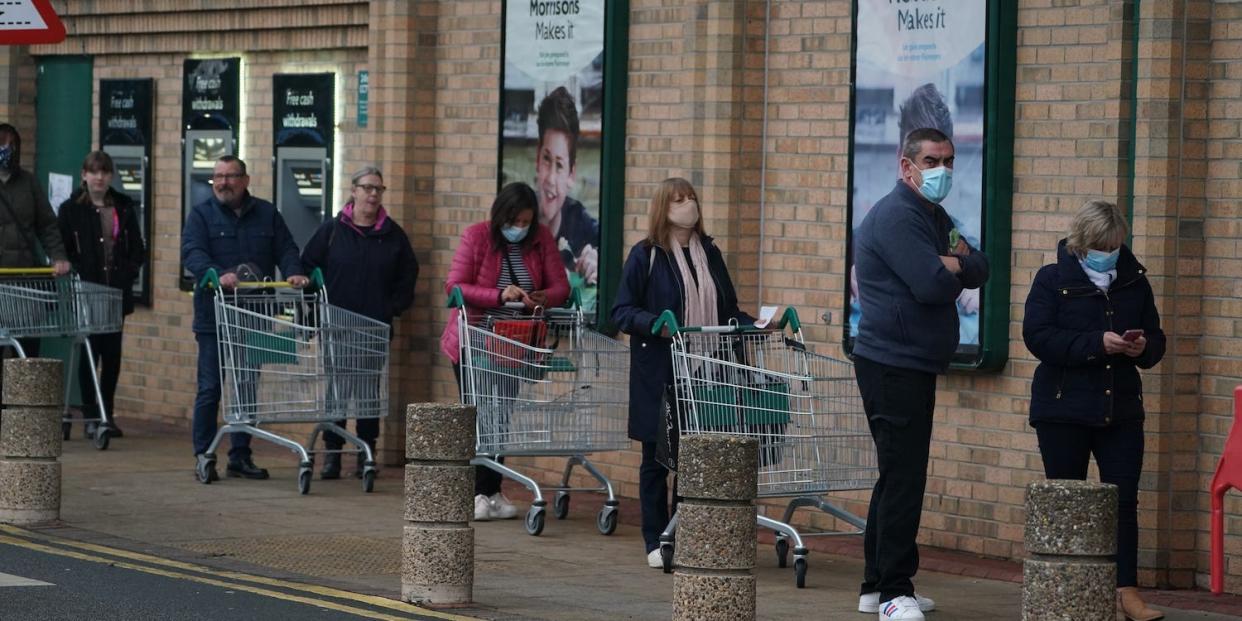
181,156,308,482
851,128,989,621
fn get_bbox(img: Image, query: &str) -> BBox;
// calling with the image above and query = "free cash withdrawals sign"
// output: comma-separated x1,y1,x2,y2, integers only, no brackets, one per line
0,0,65,45
500,0,606,312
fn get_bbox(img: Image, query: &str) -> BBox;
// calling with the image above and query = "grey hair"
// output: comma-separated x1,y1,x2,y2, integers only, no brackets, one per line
351,165,383,185
901,127,952,161
1066,200,1129,257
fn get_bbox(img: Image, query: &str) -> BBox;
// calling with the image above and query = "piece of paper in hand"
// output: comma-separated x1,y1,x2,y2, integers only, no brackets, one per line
754,305,779,329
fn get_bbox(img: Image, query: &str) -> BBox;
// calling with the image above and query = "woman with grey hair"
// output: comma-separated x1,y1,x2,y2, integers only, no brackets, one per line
1022,199,1166,621
302,165,419,480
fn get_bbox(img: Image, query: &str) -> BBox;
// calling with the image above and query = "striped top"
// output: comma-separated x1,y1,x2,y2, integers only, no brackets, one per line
496,243,534,291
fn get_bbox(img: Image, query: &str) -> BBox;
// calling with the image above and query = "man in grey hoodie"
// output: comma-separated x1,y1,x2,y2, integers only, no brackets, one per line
851,127,989,621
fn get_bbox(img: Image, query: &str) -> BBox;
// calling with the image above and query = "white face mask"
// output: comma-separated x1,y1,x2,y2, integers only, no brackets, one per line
668,199,700,229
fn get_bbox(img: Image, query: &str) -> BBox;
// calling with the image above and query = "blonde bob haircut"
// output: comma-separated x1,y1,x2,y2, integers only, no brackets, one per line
646,177,705,249
1066,199,1128,258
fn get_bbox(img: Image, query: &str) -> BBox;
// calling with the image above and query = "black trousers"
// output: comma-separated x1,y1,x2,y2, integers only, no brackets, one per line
1035,419,1143,587
452,361,504,496
78,331,123,424
640,440,680,553
853,355,937,602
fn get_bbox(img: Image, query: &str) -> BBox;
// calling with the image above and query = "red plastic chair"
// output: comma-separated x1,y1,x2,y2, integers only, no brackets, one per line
1211,386,1242,594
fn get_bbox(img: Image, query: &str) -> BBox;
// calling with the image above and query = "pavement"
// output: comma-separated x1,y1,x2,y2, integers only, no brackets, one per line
4,423,1242,620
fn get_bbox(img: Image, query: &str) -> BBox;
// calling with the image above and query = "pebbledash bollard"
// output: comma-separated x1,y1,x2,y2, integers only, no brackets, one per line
673,434,760,621
1023,479,1118,621
402,403,476,606
0,358,64,525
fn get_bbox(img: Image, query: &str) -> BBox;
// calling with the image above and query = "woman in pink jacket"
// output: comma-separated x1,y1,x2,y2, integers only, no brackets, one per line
440,182,570,521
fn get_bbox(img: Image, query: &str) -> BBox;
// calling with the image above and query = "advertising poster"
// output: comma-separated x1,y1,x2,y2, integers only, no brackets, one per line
847,0,987,356
500,0,606,312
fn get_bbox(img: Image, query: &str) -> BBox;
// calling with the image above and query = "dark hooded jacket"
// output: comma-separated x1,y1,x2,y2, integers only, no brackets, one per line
57,188,147,314
1023,240,1165,427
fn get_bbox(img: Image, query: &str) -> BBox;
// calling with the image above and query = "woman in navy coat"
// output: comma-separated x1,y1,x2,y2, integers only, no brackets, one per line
1022,200,1165,621
611,177,754,568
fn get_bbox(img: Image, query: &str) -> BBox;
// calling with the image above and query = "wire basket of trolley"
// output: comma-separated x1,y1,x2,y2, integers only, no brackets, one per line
0,267,122,450
651,306,875,588
451,286,629,536
195,267,390,494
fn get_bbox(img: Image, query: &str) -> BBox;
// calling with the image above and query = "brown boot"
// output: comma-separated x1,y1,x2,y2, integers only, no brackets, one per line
1118,587,1164,621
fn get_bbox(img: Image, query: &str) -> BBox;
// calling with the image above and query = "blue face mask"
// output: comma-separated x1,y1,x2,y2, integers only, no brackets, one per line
1084,248,1120,272
0,145,12,171
502,225,529,243
913,164,953,203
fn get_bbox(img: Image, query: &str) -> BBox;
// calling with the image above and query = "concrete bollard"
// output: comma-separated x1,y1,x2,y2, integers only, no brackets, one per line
673,434,759,621
1022,480,1118,621
401,403,476,606
0,358,64,525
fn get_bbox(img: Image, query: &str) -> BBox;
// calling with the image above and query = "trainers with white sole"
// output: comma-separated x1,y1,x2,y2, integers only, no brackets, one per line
860,592,934,613
646,549,663,569
488,493,518,520
878,596,926,620
473,494,492,521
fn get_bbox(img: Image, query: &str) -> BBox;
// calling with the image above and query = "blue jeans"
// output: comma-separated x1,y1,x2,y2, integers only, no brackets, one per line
193,331,251,461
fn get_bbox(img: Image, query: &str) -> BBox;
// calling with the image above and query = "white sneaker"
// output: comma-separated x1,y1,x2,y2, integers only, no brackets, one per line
646,549,663,569
878,596,926,620
488,493,518,520
473,494,492,521
860,592,934,613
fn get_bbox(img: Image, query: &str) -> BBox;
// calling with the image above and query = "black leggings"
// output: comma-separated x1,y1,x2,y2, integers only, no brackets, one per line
1035,419,1144,587
453,361,504,496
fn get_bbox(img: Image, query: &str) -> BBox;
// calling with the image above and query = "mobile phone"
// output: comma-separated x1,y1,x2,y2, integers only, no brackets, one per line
1122,329,1144,342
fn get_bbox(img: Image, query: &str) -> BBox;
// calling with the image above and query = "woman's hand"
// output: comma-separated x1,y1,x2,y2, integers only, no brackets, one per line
524,290,548,308
1102,331,1130,355
1123,335,1147,358
501,285,526,303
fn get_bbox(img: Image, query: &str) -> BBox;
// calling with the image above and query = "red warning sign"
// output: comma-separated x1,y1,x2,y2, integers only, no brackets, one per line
0,0,66,45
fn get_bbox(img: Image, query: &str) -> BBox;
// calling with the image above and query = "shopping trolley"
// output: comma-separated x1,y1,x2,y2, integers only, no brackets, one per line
651,307,875,588
0,268,123,450
451,287,629,536
196,268,390,494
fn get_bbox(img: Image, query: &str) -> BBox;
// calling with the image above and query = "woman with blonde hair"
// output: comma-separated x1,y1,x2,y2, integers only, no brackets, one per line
1023,199,1166,621
611,177,754,568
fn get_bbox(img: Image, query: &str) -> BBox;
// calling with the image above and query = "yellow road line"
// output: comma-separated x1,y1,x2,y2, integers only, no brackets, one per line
0,526,479,621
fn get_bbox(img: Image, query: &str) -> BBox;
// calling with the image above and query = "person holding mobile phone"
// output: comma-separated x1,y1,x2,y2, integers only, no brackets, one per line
1023,200,1166,621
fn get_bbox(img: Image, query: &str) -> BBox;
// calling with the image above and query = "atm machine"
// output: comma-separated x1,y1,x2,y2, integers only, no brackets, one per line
273,73,335,250
180,58,240,290
99,78,154,305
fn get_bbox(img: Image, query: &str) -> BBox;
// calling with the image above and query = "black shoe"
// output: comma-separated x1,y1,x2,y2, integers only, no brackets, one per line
109,423,124,439
226,458,270,480
320,452,341,480
195,454,219,482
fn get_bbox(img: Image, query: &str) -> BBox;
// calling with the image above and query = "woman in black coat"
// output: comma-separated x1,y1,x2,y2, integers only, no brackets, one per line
57,151,148,440
611,177,754,568
1022,200,1165,621
301,165,418,480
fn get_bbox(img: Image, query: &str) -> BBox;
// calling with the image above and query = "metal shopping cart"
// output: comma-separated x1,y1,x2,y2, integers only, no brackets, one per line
651,307,875,588
0,268,123,450
197,268,390,494
451,287,629,536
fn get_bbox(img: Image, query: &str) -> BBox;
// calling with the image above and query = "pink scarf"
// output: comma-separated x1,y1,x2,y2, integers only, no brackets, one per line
669,232,718,329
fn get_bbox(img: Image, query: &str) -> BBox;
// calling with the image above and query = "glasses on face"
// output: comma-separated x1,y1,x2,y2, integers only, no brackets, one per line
212,173,246,182
355,184,386,194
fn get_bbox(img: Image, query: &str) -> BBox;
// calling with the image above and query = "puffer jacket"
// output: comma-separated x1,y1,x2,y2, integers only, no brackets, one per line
1023,240,1166,427
0,167,67,267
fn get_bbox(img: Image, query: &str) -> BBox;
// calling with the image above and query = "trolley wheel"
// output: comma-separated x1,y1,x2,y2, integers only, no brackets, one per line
660,543,675,574
62,422,71,441
362,469,376,493
196,457,216,485
524,506,545,536
553,492,570,520
92,427,111,451
298,469,312,495
794,557,807,588
775,537,789,568
596,506,618,536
